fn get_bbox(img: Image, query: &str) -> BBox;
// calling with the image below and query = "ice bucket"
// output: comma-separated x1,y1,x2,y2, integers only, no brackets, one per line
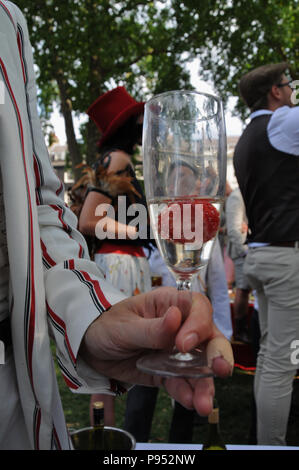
71,426,136,450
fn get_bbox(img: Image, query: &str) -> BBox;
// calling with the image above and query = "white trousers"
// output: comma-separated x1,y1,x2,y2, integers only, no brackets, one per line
94,253,152,297
244,246,299,445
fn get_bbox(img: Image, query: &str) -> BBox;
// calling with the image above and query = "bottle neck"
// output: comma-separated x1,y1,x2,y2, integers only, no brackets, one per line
203,408,226,450
93,403,104,428
208,407,219,425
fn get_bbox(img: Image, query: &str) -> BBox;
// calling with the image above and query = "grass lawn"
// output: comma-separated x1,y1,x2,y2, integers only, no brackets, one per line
53,349,299,446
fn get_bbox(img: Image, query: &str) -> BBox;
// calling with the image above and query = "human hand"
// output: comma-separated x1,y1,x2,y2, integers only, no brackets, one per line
79,287,234,416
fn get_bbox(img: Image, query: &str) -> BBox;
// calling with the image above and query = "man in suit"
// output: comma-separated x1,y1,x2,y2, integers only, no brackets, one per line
234,62,299,445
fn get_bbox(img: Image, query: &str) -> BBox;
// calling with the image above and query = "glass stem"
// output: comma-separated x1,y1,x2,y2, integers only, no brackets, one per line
172,277,193,362
176,279,192,291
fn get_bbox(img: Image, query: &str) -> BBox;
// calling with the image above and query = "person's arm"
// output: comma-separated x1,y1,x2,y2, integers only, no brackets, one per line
79,188,137,240
206,239,233,341
225,191,248,258
12,3,128,395
268,105,299,156
79,151,138,240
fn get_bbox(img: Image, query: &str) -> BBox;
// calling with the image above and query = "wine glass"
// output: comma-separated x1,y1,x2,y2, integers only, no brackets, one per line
137,90,227,378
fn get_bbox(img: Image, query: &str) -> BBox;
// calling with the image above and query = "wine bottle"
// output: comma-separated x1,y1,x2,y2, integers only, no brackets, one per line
91,401,105,450
202,402,226,450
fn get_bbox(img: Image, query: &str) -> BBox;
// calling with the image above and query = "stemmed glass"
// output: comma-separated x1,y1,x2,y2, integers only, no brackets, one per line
137,90,227,378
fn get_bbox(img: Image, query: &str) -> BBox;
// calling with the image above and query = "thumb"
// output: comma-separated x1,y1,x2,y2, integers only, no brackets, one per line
133,305,182,351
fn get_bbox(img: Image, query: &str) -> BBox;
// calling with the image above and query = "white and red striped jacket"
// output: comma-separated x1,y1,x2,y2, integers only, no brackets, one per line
0,1,126,449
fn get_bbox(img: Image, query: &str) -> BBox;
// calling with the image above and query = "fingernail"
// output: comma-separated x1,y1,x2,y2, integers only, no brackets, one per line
207,350,222,368
206,338,235,374
209,354,234,377
182,332,199,352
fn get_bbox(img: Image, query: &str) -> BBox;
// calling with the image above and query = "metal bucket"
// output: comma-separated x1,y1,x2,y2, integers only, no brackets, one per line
71,426,136,450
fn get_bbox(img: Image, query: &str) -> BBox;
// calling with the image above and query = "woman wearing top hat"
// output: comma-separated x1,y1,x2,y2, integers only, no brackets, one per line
77,86,154,425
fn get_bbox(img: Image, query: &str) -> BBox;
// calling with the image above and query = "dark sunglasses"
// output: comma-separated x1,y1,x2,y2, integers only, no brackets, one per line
277,80,294,90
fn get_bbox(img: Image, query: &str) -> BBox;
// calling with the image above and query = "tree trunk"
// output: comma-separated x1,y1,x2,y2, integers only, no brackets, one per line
56,72,82,181
85,50,103,166
86,119,100,166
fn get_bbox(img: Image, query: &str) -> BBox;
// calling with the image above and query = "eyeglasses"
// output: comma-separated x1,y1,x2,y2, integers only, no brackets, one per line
277,80,294,90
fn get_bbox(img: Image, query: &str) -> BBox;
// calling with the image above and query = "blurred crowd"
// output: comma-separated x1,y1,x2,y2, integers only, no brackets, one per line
69,62,299,447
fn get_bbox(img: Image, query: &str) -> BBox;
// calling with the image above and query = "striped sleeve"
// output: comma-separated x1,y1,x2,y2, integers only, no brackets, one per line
12,4,129,394
45,259,128,394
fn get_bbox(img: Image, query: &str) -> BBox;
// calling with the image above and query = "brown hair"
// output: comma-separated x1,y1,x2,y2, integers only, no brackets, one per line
239,62,289,111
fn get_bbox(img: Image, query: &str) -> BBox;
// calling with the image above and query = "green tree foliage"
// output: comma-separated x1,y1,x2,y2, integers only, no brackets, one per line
15,0,193,174
15,0,299,174
173,0,299,118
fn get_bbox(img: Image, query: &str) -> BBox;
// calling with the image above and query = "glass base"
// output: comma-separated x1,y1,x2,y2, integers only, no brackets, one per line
136,349,214,379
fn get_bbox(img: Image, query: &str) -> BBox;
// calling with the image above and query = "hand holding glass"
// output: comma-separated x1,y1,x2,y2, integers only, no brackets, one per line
137,90,227,378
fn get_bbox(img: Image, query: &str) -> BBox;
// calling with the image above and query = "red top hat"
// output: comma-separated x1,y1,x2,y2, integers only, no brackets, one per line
87,86,144,149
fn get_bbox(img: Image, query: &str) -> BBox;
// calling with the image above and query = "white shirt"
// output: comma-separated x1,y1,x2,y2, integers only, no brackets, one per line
251,106,299,156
